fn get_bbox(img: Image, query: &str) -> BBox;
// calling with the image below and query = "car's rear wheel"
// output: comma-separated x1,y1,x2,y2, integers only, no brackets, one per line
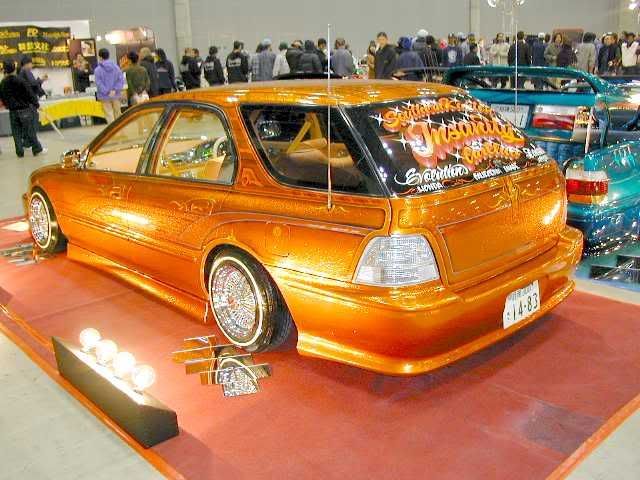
28,191,66,253
208,249,293,352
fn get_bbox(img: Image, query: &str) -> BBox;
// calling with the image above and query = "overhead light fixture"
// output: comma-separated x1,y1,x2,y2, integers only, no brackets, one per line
79,328,101,352
630,1,638,9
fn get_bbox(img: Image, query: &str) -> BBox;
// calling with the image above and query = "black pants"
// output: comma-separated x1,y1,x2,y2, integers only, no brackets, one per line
10,108,42,157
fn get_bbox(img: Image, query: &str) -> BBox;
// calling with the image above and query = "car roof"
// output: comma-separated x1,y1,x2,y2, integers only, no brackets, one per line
155,79,462,107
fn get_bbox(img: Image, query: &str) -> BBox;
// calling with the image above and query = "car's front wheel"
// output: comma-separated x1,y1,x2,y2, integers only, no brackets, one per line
208,249,293,352
28,190,67,253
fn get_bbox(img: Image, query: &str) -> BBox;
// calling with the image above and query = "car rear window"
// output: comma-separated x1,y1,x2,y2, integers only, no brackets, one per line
241,105,383,196
347,95,552,196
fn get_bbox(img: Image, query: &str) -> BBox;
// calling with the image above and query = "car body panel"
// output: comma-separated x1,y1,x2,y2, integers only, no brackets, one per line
445,66,640,255
26,80,582,375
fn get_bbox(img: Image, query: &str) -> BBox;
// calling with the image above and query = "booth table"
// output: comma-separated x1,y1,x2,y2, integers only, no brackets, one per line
0,94,105,137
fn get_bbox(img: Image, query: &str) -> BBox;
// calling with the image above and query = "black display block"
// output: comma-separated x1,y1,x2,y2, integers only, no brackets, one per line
52,337,179,448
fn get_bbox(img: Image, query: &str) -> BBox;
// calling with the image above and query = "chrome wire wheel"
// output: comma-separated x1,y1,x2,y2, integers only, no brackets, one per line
29,192,52,249
209,256,263,347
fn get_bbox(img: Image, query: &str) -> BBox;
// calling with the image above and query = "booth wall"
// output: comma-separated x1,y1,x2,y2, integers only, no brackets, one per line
0,0,177,65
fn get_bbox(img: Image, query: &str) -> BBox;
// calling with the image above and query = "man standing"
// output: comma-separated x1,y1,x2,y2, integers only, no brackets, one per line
621,32,639,75
17,56,47,146
0,60,43,157
94,48,125,123
138,47,159,97
227,41,250,83
508,31,532,88
286,40,304,72
272,42,290,78
374,32,398,79
442,34,464,68
330,38,355,77
251,39,277,81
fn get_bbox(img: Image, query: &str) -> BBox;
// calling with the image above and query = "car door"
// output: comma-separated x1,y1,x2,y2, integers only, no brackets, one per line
124,103,238,294
59,105,166,266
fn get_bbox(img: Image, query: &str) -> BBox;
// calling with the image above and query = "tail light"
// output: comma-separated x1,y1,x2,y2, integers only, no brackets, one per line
354,235,439,286
565,168,609,204
532,105,578,131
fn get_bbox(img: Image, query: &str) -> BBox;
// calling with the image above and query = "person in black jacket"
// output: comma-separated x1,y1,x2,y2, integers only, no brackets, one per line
286,40,304,72
374,32,398,79
508,31,532,88
463,43,481,65
179,49,201,89
226,41,249,83
72,53,92,92
138,47,159,97
316,38,328,70
203,46,225,85
297,40,322,73
0,60,43,157
155,48,177,94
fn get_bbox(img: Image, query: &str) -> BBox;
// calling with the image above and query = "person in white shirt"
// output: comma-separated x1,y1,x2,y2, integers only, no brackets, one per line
621,32,639,74
272,42,290,78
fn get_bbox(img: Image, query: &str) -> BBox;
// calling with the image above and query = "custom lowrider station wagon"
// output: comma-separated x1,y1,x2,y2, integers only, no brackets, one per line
26,80,583,375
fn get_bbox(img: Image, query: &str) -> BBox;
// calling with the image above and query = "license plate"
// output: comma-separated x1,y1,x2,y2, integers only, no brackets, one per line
503,280,540,329
491,103,530,128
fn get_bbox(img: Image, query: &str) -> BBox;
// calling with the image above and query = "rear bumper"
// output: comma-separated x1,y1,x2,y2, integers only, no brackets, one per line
269,226,583,375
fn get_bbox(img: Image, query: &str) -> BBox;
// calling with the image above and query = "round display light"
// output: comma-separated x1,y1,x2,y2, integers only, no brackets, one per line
79,328,101,352
95,339,118,365
131,365,156,392
113,351,137,378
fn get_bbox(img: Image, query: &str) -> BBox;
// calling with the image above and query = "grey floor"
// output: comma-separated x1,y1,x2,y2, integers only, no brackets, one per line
0,127,639,479
0,334,162,480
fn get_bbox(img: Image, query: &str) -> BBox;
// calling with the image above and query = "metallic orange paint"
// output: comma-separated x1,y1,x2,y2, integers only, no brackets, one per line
26,80,583,375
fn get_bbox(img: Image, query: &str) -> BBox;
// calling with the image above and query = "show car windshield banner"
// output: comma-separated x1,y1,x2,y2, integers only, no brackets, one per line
367,95,550,195
0,25,71,68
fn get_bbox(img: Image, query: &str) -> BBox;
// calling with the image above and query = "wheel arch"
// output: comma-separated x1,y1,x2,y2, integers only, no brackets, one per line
200,240,296,328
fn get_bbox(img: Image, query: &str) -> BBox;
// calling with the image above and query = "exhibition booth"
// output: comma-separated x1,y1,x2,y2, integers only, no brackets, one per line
0,12,639,480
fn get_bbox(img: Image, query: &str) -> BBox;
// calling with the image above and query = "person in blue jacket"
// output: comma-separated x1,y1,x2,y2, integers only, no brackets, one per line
396,36,425,80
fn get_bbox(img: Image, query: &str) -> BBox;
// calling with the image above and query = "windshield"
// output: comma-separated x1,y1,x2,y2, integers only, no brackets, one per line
347,95,552,196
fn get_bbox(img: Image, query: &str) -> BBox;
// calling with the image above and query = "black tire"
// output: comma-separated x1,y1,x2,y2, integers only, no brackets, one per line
208,249,293,352
28,190,67,254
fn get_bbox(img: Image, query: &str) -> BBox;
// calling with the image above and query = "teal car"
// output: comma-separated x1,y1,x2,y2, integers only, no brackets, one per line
444,66,640,255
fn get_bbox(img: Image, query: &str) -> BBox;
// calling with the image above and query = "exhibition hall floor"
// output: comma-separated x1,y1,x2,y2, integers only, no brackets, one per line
1,129,639,479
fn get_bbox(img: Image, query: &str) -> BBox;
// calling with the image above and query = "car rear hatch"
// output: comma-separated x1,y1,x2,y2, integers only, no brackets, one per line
347,94,567,289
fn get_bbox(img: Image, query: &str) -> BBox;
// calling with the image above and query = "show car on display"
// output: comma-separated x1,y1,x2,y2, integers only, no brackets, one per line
26,80,582,375
445,66,640,255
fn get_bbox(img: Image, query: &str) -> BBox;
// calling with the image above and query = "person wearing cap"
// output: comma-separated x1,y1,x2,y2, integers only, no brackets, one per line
251,39,277,81
227,40,250,83
273,42,290,78
0,60,44,157
458,33,470,58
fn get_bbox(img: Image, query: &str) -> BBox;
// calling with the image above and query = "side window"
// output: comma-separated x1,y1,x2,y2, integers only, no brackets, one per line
152,108,236,184
241,105,382,195
88,109,162,173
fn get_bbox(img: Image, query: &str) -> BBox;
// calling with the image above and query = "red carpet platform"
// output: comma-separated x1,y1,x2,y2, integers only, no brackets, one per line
1,220,639,479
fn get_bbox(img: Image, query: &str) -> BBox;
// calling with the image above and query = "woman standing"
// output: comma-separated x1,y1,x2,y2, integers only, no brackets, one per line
155,48,177,94
544,33,563,66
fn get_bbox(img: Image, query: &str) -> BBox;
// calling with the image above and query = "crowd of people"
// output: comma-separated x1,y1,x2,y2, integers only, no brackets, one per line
2,27,640,158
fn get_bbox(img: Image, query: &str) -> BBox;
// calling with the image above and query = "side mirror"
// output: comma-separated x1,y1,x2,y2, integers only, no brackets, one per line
61,149,82,169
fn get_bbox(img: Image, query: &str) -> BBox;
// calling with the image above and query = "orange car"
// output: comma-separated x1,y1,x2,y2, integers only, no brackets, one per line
25,80,583,375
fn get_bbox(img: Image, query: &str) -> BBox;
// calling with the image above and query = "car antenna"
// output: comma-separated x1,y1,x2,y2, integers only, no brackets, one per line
326,23,333,211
